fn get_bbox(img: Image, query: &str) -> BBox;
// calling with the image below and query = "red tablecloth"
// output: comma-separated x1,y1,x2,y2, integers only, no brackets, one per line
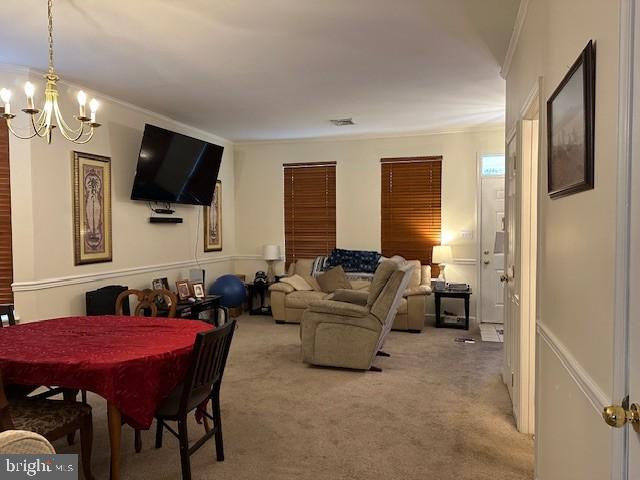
0,316,212,429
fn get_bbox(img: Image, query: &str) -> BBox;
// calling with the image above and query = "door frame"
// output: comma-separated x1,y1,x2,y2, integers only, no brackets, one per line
612,0,635,477
475,152,506,325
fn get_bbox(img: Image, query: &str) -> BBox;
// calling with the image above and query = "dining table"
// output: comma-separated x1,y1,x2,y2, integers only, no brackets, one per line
0,315,212,480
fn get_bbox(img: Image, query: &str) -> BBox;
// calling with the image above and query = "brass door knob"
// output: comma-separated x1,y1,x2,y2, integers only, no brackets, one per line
603,404,640,432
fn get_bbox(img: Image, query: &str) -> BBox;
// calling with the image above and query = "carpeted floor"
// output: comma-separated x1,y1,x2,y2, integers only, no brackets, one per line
56,315,534,479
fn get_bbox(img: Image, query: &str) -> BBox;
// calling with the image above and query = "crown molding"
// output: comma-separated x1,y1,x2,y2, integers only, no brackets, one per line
234,124,505,147
0,63,232,146
500,0,531,79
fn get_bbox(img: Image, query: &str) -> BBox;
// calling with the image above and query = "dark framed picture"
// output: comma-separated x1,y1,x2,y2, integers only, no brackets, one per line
73,152,112,265
203,180,222,251
547,40,596,199
152,277,170,291
175,279,191,301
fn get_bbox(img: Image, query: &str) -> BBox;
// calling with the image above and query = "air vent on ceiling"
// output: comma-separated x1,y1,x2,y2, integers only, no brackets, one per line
330,118,355,126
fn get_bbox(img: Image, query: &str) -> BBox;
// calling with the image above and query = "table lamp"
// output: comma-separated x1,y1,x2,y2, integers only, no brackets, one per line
263,245,281,283
432,245,453,283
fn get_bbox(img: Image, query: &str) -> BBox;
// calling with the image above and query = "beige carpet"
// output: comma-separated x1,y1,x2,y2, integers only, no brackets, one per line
56,315,533,479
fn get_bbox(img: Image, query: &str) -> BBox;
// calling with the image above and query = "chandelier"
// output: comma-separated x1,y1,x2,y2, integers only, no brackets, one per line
0,0,100,144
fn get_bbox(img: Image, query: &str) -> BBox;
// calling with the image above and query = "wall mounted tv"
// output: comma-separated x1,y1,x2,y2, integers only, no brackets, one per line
130,124,223,206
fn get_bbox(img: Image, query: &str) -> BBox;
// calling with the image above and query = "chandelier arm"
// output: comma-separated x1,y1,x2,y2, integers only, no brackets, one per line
5,119,40,140
52,101,85,141
31,112,51,138
70,127,95,145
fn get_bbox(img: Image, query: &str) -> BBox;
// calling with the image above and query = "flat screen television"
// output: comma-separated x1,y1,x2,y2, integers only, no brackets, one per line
130,124,224,205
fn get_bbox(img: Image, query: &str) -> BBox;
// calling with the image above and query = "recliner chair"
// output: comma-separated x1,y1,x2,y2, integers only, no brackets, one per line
300,261,414,371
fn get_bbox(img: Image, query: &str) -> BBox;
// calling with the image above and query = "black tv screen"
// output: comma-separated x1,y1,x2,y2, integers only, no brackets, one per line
130,124,224,205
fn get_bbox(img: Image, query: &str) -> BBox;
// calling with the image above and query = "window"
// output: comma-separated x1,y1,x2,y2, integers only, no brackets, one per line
283,162,336,267
381,157,442,266
0,123,13,303
481,154,506,176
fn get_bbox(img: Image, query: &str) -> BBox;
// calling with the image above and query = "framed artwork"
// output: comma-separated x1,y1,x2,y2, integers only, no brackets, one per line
547,40,596,199
191,281,205,299
73,152,112,265
203,180,222,251
175,279,191,301
152,277,170,291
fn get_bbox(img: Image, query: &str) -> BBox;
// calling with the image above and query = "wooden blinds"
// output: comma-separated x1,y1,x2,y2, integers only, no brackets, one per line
284,162,336,267
381,157,442,266
0,123,12,303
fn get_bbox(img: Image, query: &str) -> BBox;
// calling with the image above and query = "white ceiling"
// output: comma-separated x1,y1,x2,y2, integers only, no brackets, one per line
0,0,519,142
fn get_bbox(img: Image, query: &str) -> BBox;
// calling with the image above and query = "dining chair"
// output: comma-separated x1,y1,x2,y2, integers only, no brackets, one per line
154,320,236,480
0,304,16,327
113,287,178,453
0,373,94,480
115,288,177,318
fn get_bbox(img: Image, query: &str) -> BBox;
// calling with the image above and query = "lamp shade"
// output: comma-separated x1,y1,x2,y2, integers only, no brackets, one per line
432,245,453,264
262,244,281,261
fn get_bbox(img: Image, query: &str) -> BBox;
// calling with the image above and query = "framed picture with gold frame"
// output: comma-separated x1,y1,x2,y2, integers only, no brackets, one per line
73,151,112,265
203,180,222,251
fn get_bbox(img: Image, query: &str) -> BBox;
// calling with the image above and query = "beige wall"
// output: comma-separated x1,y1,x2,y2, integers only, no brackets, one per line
1,66,236,321
505,0,620,476
234,128,505,317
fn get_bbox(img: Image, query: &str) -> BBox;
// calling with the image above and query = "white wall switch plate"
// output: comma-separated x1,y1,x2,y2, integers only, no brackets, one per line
460,230,473,241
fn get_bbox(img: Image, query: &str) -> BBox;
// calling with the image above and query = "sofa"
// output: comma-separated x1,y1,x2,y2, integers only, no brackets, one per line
269,257,432,332
300,261,415,370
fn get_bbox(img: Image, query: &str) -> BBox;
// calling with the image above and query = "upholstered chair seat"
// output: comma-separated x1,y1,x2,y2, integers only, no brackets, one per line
9,399,92,437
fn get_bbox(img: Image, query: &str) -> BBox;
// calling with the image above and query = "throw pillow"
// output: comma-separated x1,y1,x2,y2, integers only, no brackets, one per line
317,266,352,293
280,274,313,291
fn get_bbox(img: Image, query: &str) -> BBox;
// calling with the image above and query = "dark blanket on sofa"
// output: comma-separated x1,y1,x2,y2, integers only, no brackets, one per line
326,248,381,274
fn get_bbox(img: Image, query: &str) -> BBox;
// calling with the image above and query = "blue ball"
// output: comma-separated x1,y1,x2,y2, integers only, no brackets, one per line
209,274,246,308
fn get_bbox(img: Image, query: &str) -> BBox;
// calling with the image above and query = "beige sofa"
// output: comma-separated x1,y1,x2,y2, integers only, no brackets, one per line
300,261,415,370
269,258,431,332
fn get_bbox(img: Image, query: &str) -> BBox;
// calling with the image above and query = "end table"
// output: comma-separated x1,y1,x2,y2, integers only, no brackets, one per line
434,288,472,330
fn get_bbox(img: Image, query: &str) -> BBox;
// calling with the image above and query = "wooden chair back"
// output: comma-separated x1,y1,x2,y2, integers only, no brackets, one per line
115,289,178,318
0,304,16,327
179,320,236,414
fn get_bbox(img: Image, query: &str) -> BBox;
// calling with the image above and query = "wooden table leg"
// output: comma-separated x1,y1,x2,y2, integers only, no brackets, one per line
107,402,122,480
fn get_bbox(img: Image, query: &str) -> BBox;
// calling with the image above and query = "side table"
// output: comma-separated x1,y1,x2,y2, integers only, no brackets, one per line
247,282,274,315
434,288,472,330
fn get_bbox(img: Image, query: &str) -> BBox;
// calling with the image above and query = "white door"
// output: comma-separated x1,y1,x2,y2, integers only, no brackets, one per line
503,136,519,411
479,158,505,325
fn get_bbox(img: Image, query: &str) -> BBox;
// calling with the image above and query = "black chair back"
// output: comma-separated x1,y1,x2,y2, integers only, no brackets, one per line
0,304,16,327
86,285,129,315
180,320,236,414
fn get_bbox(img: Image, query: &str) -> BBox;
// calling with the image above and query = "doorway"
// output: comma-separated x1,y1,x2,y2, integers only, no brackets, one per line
478,154,506,332
503,82,540,435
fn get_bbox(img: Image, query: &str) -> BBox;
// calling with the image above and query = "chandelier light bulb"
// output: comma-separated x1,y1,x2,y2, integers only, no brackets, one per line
77,90,87,119
0,88,11,104
24,82,35,98
0,89,11,115
77,90,87,106
24,82,35,110
89,98,99,123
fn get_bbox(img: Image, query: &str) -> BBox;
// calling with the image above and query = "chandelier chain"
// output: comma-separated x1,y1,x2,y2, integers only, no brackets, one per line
47,0,54,74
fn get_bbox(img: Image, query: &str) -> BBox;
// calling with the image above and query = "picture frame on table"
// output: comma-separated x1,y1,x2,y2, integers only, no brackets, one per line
191,281,205,299
152,277,170,291
203,180,222,251
547,40,596,199
73,152,112,265
175,279,191,301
